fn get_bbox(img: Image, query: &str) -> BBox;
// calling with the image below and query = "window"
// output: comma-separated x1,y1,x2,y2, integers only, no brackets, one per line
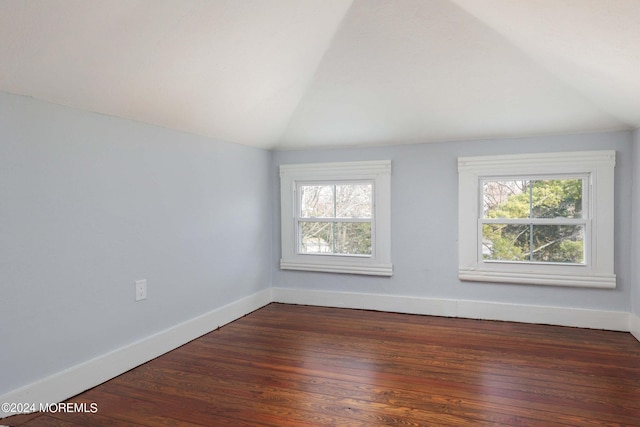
481,177,587,264
458,151,615,288
298,183,373,255
280,160,392,276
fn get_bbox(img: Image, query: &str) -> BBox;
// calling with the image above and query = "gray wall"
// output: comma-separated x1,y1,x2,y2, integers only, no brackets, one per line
633,129,640,319
272,131,633,312
0,92,272,395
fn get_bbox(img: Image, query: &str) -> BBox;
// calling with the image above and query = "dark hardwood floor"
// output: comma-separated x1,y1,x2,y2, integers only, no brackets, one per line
5,303,640,426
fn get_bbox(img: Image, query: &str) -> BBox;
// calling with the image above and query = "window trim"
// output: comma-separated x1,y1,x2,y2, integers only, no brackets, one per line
458,150,616,288
280,160,392,276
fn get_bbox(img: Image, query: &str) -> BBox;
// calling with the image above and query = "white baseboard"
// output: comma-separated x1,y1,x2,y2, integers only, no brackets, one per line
0,288,272,419
631,312,640,343
272,287,630,332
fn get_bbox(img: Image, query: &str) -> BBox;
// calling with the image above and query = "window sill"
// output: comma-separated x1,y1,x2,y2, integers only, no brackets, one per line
459,268,616,288
280,259,393,276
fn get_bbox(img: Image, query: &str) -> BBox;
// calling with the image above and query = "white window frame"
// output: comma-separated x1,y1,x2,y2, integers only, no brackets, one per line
280,160,392,276
479,173,590,265
458,150,616,288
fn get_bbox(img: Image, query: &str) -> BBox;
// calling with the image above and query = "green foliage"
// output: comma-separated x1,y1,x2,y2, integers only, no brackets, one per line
555,239,584,263
482,224,528,261
483,179,584,263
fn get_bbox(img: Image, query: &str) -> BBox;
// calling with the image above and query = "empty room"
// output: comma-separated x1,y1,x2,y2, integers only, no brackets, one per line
2,1,640,426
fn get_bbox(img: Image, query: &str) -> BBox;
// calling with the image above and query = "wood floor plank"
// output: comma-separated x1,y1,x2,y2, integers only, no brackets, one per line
171,338,639,425
4,303,640,426
190,323,640,413
205,330,639,410
106,363,478,426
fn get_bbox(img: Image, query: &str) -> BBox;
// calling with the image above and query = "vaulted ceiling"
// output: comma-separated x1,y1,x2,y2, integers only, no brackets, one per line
2,0,639,150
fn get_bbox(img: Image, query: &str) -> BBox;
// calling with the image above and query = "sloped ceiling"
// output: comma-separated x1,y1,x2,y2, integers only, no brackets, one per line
1,0,638,150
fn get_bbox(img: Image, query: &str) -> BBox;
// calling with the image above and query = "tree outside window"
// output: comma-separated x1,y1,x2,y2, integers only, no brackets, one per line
481,178,585,264
458,150,615,288
298,183,372,256
280,160,392,276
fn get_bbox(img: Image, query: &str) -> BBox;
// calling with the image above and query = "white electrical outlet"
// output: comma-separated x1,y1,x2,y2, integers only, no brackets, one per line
135,279,147,301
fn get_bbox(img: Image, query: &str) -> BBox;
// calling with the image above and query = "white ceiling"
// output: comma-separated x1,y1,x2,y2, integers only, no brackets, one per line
1,0,639,150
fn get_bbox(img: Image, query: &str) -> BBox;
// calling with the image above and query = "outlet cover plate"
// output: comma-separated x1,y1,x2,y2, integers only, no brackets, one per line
135,279,147,301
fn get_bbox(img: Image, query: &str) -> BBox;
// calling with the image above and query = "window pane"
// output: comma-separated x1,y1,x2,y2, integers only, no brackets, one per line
532,225,584,263
482,223,530,261
483,180,529,218
531,179,582,219
336,184,372,218
483,178,583,220
483,223,585,264
334,222,372,255
299,221,372,255
299,222,333,253
300,185,334,218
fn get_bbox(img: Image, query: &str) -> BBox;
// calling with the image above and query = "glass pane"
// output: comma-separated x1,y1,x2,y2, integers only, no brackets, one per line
482,223,530,261
335,184,372,218
531,179,582,219
483,180,529,218
532,225,584,263
483,178,583,220
299,222,333,254
334,222,372,255
300,185,334,218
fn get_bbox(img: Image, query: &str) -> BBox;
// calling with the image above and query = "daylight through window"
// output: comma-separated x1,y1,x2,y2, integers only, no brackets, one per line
298,183,373,256
458,151,615,288
280,160,392,276
481,177,587,264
